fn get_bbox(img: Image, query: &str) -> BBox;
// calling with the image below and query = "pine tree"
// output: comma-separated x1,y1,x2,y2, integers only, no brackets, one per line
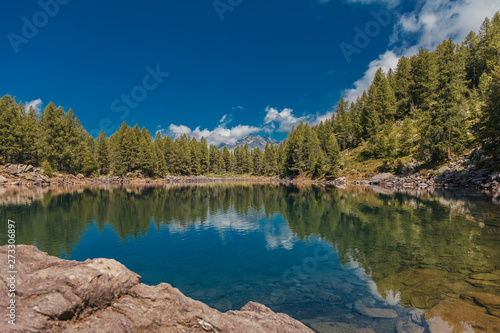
222,146,232,172
333,96,351,150
217,148,225,174
189,138,201,175
314,149,326,178
96,130,111,174
199,137,209,174
241,144,252,174
40,102,66,170
481,13,500,73
153,132,168,176
358,91,377,140
129,125,142,171
398,117,414,157
175,134,192,175
21,105,41,165
285,123,306,175
251,147,263,175
437,38,469,160
160,136,176,174
303,124,320,175
418,39,468,161
209,144,220,174
411,49,439,113
478,65,500,156
137,127,155,176
324,134,340,178
464,31,483,89
394,56,413,119
63,108,85,173
368,68,396,125
348,101,362,148
110,122,133,175
0,95,22,164
263,142,278,176
78,133,98,176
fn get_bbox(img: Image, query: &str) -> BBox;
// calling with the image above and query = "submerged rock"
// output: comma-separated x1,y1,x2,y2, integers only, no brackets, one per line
426,298,500,332
466,292,500,318
0,245,313,333
353,300,398,318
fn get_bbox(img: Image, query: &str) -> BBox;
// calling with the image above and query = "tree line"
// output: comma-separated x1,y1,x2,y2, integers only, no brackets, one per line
1,13,499,178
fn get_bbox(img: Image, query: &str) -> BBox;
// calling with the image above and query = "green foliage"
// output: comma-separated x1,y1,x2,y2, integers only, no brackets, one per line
478,65,500,156
398,117,414,157
324,134,340,178
0,95,22,164
41,160,53,176
96,130,111,175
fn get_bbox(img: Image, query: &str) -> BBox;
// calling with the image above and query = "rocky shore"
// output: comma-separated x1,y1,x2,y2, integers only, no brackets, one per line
0,245,313,333
318,149,500,197
1,157,499,197
0,164,277,187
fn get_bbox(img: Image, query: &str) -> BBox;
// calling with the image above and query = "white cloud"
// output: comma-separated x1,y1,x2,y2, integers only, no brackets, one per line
165,122,261,147
24,98,42,113
343,51,400,101
393,0,500,51
312,111,335,125
264,107,309,132
168,124,191,137
343,0,500,101
218,113,234,127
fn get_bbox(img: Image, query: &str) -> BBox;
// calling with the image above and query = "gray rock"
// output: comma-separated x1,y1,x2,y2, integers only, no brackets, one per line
409,308,425,325
334,176,347,184
5,164,19,174
354,300,398,318
438,166,450,174
370,173,394,185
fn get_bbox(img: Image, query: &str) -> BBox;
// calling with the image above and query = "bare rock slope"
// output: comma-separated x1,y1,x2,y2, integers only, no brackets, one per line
0,245,313,333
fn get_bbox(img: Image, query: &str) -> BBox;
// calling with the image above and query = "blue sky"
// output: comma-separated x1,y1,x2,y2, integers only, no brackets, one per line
1,0,499,146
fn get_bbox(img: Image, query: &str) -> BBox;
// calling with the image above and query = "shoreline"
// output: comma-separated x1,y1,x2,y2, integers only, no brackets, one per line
1,163,499,197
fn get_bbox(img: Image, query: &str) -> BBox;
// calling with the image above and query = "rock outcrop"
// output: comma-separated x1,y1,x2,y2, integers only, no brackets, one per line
0,245,313,333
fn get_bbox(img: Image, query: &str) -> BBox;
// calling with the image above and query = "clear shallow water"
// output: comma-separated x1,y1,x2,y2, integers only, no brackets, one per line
1,184,500,332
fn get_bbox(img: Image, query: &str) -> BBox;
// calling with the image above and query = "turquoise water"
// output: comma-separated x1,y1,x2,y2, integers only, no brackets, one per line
1,184,500,332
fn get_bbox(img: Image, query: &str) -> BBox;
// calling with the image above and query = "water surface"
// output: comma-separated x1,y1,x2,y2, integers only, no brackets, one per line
1,184,499,332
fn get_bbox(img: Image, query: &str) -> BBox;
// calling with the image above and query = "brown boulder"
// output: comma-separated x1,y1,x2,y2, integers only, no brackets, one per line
0,245,313,333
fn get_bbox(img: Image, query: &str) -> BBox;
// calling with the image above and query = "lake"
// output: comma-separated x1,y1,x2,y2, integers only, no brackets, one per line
1,184,500,332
